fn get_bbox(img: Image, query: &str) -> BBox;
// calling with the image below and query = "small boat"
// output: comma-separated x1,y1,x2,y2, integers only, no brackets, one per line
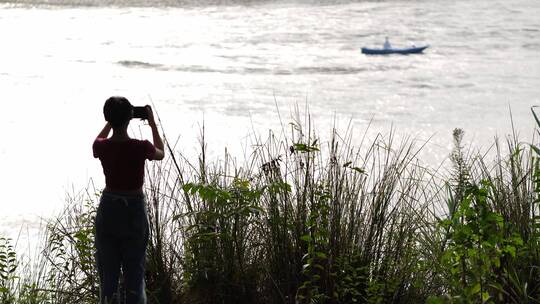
361,45,429,55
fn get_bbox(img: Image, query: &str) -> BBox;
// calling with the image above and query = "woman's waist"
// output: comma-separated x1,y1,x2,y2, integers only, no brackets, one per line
102,187,145,200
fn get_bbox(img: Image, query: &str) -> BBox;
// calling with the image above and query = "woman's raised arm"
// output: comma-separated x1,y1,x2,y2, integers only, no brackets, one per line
96,122,112,140
146,106,165,160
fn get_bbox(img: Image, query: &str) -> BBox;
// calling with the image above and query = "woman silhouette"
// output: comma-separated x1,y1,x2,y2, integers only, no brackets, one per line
93,96,165,303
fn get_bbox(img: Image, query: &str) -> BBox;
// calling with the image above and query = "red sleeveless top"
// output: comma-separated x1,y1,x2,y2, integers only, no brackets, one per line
93,138,156,191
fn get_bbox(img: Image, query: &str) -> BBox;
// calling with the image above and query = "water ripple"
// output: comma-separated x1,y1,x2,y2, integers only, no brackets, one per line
117,60,372,75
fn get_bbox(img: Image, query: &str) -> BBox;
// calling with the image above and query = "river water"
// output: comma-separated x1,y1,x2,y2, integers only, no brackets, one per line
1,0,539,241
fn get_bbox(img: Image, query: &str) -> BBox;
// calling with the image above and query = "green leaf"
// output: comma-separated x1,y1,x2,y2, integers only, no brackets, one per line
293,143,319,153
439,218,452,228
503,245,516,257
530,144,540,156
532,106,540,129
182,183,194,192
190,185,199,195
470,283,481,295
351,167,366,174
300,235,312,242
482,291,490,303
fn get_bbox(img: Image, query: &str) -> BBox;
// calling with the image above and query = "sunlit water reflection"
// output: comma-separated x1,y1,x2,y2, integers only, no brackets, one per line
1,0,539,244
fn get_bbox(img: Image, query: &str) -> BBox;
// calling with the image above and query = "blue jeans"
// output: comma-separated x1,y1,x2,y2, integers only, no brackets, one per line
95,192,149,304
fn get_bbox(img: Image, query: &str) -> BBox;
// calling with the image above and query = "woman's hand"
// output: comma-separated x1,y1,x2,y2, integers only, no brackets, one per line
145,105,165,160
146,105,156,127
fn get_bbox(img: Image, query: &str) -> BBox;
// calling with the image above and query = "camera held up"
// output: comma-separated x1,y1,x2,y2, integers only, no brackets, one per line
133,106,148,120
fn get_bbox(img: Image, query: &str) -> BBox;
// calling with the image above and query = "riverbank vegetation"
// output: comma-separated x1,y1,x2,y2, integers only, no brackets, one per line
1,111,540,303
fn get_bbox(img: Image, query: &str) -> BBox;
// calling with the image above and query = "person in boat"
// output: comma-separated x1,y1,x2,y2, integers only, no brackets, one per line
383,36,392,50
93,96,165,303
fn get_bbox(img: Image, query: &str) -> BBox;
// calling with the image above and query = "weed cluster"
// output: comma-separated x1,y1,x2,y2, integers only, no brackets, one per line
2,112,540,303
